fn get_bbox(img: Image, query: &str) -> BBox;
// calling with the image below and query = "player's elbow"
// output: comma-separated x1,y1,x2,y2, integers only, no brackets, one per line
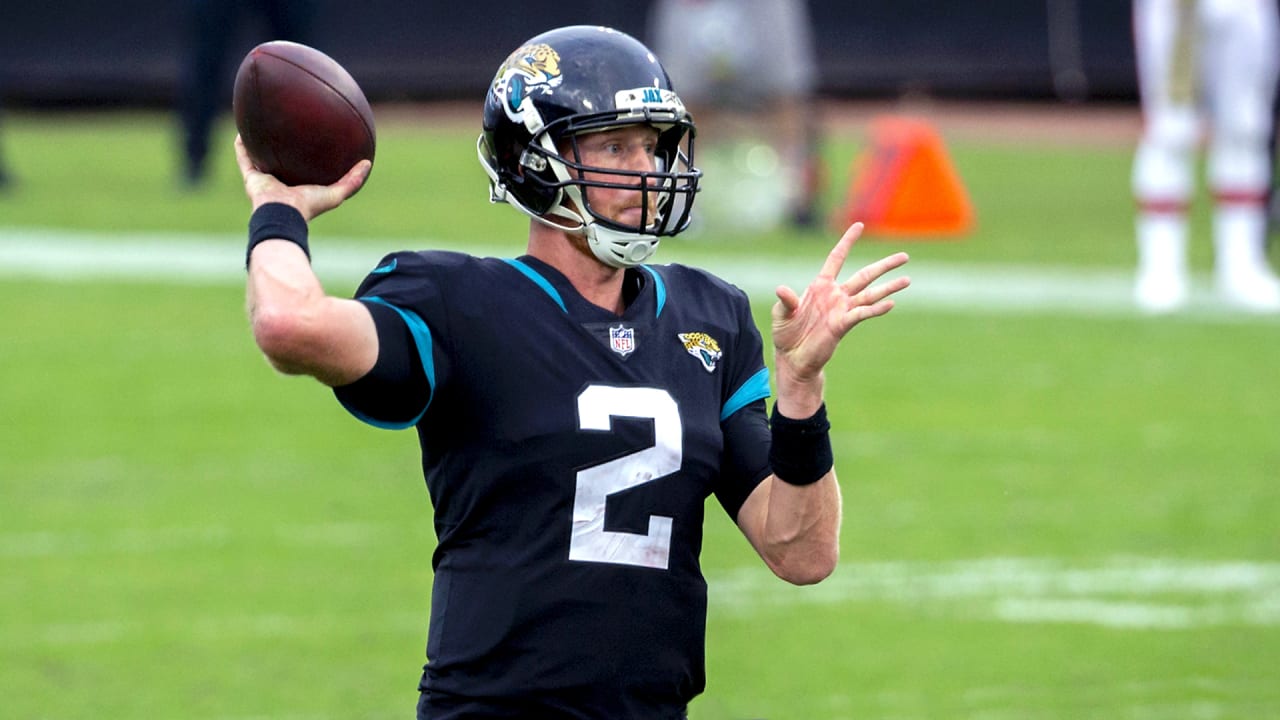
250,306,316,374
766,543,839,586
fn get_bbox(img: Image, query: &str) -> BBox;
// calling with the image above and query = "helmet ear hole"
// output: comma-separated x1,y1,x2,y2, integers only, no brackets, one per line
519,147,549,174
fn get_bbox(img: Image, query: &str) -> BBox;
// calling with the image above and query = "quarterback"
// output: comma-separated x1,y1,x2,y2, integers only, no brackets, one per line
236,24,910,719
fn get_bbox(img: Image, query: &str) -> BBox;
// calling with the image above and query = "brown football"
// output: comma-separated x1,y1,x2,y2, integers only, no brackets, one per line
233,40,376,187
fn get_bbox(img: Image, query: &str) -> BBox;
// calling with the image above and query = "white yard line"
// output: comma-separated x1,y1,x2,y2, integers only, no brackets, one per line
2,227,1268,320
708,556,1280,630
5,519,1279,637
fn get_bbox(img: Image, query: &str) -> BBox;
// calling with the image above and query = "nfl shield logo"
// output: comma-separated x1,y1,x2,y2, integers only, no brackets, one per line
609,325,636,357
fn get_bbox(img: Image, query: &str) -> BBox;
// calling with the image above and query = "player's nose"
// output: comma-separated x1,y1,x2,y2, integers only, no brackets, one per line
623,147,659,175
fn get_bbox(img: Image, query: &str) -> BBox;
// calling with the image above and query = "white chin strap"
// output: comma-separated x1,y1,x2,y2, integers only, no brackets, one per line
585,223,660,268
478,135,664,269
558,183,661,268
530,200,660,269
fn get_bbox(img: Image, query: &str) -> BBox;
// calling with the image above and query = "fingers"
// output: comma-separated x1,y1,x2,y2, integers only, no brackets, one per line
772,284,801,319
817,222,864,280
844,298,897,327
235,135,284,207
841,251,910,293
820,224,910,299
308,159,372,216
335,159,372,199
832,251,911,336
853,272,911,306
849,271,911,311
233,135,255,176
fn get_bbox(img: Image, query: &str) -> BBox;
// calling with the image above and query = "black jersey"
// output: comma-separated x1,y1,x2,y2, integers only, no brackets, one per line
334,250,773,719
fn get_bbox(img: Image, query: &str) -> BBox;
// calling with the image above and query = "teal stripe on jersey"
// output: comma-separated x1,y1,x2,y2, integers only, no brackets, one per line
346,296,436,430
502,258,567,313
640,265,667,318
721,366,771,421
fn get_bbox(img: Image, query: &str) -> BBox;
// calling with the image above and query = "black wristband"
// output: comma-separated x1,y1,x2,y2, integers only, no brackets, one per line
246,202,310,269
769,403,834,486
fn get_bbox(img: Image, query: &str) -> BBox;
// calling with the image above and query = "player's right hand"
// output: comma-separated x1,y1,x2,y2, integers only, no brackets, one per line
235,134,371,222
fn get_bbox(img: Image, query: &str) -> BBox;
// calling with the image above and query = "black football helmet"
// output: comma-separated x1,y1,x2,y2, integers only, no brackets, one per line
478,25,700,267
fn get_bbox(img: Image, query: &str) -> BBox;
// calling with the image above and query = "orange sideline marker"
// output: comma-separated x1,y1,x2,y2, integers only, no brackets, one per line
834,115,974,238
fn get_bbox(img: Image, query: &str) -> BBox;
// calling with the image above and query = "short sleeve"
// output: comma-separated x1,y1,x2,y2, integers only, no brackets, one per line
332,299,433,429
330,251,451,429
714,398,772,521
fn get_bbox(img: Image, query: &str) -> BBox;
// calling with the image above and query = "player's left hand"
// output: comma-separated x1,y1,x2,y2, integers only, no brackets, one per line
771,222,910,386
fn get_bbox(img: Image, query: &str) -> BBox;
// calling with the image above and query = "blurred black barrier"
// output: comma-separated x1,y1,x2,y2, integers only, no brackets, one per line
0,0,1136,108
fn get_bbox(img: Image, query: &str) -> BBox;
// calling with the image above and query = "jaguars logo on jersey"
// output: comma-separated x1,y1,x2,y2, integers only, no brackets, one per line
492,43,563,120
678,332,722,373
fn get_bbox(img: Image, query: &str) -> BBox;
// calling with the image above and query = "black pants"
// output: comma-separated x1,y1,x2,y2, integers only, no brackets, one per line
177,0,317,183
416,691,689,719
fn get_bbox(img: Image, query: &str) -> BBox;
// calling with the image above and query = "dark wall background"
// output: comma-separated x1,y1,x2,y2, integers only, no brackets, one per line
0,1,1137,108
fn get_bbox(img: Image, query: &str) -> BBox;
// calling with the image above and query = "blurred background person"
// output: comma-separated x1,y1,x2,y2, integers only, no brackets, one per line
1131,0,1280,313
0,80,12,190
178,0,319,189
648,0,823,232
0,126,11,191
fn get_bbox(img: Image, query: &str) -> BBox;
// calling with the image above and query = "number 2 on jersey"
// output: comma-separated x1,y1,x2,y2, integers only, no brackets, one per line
569,385,682,570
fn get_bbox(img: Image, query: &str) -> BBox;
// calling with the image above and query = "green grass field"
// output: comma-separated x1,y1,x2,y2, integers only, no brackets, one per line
2,108,1279,719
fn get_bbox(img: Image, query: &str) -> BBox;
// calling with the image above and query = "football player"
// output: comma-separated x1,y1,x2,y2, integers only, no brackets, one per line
1132,0,1280,312
236,25,909,719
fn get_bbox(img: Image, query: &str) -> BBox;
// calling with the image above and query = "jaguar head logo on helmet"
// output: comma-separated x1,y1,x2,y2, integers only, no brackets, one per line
478,25,701,268
493,43,563,120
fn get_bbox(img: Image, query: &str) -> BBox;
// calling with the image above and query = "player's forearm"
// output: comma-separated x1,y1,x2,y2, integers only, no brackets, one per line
758,473,842,585
247,242,326,369
758,361,840,584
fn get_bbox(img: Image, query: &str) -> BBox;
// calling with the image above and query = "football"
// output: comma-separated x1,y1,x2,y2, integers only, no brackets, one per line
233,40,376,187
